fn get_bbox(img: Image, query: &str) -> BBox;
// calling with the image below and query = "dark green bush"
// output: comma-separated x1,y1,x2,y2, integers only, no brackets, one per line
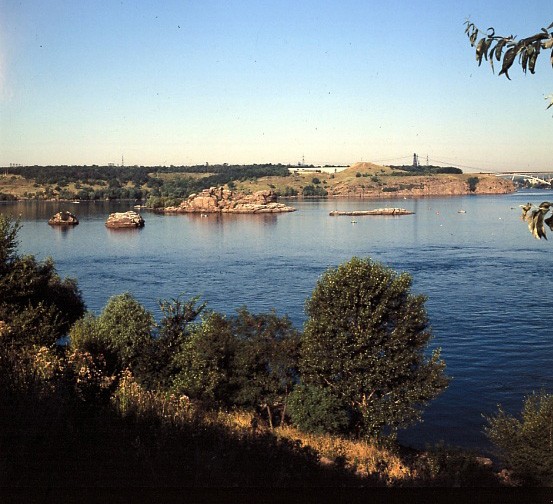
485,391,553,486
288,384,351,435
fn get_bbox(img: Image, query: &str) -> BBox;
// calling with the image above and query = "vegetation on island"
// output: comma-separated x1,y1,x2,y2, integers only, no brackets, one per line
0,160,516,208
2,214,552,488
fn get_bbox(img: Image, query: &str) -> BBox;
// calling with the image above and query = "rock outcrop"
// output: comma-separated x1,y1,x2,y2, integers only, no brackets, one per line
48,211,79,226
164,187,296,214
329,208,414,216
105,211,145,228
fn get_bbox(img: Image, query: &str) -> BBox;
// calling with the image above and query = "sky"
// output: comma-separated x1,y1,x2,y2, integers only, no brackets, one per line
0,0,552,171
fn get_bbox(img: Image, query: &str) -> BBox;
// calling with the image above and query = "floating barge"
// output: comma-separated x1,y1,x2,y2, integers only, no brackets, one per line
329,208,414,217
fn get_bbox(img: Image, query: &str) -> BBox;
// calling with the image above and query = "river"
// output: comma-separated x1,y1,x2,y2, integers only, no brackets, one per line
2,190,552,452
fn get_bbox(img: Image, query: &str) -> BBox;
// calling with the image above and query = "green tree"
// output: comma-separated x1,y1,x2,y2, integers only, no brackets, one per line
141,295,206,389
485,391,553,486
172,311,238,403
173,308,300,428
0,215,85,348
299,257,449,439
230,308,300,428
465,20,553,108
467,176,479,192
70,293,154,375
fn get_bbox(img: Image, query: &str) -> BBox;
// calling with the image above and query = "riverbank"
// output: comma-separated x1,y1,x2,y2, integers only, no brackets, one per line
0,162,515,204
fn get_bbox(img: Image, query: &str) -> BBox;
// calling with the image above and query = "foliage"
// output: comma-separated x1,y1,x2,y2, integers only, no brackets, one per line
7,164,292,202
287,384,351,435
70,293,154,376
173,308,300,427
172,311,238,404
467,176,479,192
230,308,300,427
141,295,206,389
0,215,85,348
280,186,298,197
299,257,449,439
389,165,463,175
465,20,553,108
302,184,328,197
485,391,553,485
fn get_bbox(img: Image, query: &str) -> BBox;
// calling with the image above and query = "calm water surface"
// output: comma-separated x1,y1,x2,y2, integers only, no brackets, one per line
2,191,552,452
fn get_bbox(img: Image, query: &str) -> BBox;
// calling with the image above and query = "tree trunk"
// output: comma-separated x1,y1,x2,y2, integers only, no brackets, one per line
266,404,274,430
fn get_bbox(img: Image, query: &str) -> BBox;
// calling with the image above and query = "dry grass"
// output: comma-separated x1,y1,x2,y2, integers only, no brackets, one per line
0,174,37,196
219,411,413,485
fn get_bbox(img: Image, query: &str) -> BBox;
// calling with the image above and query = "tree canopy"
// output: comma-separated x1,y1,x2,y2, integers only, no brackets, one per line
465,20,553,108
298,257,449,439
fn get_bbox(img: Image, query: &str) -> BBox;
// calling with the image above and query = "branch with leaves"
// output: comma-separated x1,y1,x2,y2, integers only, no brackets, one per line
465,20,553,108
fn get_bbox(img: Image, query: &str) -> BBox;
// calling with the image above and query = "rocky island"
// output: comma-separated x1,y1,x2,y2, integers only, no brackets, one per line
105,211,145,228
48,211,79,226
163,187,296,214
329,208,414,216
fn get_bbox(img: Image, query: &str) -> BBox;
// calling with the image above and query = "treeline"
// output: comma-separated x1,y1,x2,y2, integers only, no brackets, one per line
389,165,463,175
8,164,291,202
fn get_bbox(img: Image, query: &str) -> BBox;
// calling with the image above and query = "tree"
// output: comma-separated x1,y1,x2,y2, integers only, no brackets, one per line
143,295,206,389
465,20,553,108
70,293,154,375
172,307,300,428
299,257,449,439
0,215,85,348
172,311,238,404
230,308,300,428
485,391,553,485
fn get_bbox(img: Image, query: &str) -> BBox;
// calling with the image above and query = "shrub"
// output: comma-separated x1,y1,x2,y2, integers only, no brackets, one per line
467,177,479,192
287,384,351,435
485,391,553,485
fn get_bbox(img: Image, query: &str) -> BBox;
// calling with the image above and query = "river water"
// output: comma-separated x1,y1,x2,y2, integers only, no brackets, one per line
2,190,552,452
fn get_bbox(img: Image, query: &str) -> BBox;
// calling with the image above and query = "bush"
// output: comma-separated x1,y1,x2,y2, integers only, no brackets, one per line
467,177,479,192
485,391,553,485
0,216,85,348
287,384,351,435
302,185,328,197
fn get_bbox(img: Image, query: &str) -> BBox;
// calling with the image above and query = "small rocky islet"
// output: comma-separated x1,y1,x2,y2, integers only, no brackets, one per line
105,211,145,229
48,211,79,226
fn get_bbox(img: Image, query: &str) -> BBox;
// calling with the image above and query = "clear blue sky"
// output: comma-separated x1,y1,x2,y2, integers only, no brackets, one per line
1,0,551,171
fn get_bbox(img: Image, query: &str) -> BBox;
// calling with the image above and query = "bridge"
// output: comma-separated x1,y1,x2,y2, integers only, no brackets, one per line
495,172,553,186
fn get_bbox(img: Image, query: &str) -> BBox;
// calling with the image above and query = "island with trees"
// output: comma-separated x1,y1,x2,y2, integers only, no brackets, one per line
0,161,515,208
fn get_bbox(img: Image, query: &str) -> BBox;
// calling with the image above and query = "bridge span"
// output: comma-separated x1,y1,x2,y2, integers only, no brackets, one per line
495,172,553,186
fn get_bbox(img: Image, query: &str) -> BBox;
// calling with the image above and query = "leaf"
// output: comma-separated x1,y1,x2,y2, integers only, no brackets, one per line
499,47,516,79
529,43,540,74
521,49,529,73
495,39,508,60
470,29,479,46
547,22,553,30
476,38,486,65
